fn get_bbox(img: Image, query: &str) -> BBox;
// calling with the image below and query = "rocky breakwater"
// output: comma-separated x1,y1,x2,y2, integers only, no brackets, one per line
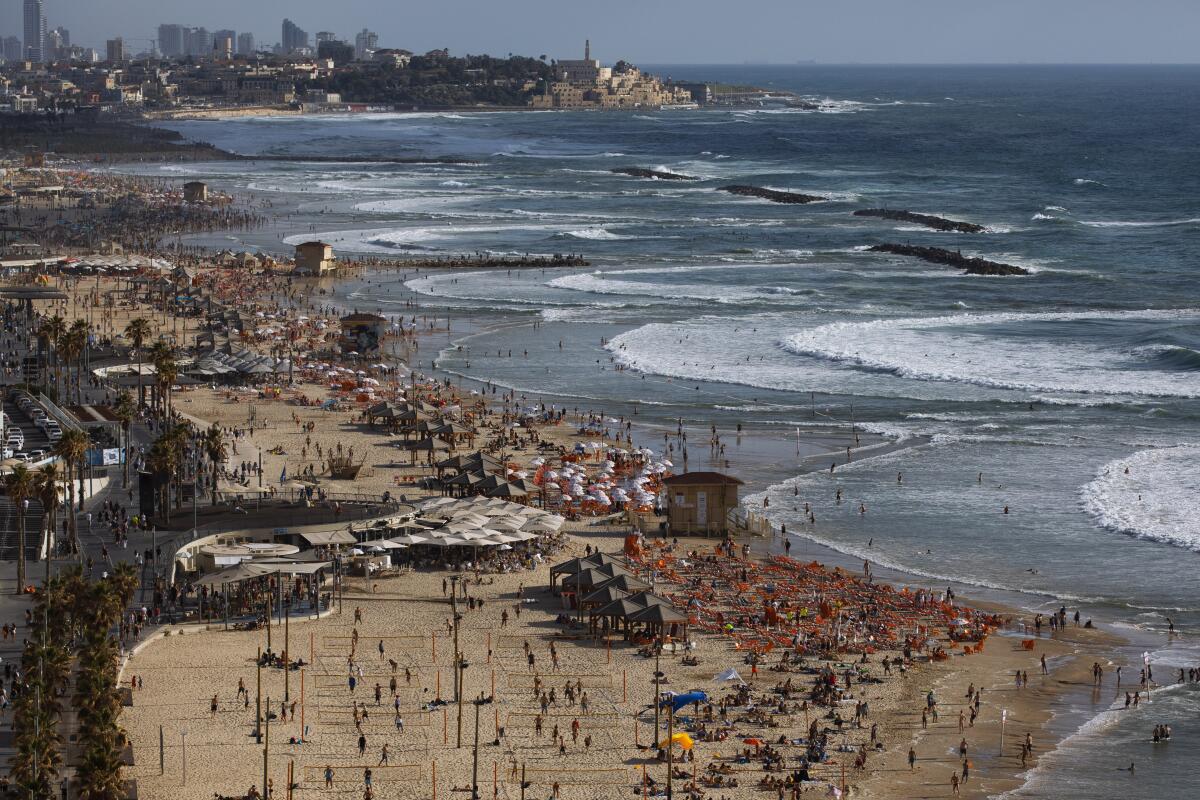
719,185,826,204
854,209,985,233
869,244,1029,276
612,167,697,180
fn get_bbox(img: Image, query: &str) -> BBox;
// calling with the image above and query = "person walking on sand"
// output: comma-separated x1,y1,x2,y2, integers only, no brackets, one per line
210,695,218,716
951,771,960,796
908,747,916,771
325,766,334,789
379,744,390,766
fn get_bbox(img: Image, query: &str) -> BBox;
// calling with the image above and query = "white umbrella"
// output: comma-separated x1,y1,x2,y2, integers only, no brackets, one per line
350,548,365,556
386,534,427,546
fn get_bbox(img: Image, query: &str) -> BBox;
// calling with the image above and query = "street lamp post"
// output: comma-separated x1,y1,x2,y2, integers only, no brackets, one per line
471,694,493,800
181,729,188,785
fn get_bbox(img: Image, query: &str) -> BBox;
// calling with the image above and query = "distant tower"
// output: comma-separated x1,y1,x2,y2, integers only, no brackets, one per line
585,39,590,61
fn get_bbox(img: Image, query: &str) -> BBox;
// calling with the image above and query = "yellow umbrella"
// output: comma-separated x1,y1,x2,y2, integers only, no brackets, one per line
657,732,694,750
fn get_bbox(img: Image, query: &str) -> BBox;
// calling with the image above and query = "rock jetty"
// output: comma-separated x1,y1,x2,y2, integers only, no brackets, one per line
611,167,697,181
719,185,825,204
854,209,985,233
869,244,1028,276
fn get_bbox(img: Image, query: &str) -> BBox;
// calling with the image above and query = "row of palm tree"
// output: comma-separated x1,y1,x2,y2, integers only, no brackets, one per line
36,315,92,405
8,565,135,800
7,577,71,798
4,462,62,593
145,420,197,525
73,564,139,800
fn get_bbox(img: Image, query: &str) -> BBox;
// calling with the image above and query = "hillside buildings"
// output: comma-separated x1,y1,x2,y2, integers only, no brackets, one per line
530,42,692,109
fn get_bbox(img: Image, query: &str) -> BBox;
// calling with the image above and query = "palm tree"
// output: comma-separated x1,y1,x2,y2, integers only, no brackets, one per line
202,423,226,506
4,465,34,593
123,317,153,408
52,429,89,554
38,314,67,398
35,464,61,586
149,339,176,417
146,439,177,525
58,325,83,406
66,319,90,404
112,392,135,489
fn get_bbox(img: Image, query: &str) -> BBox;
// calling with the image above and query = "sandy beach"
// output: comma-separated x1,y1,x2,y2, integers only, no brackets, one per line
2,164,1138,800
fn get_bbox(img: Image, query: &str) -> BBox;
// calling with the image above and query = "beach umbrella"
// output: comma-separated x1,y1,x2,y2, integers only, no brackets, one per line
350,548,364,556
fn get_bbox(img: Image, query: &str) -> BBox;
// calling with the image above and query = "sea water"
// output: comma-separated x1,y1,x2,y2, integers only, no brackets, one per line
139,65,1200,797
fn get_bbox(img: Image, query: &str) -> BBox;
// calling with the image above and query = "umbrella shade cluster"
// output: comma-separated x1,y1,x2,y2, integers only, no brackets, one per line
189,346,292,378
368,496,566,549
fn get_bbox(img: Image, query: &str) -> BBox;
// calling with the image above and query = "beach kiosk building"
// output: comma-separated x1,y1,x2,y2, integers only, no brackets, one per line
662,471,744,536
182,181,208,203
293,241,336,275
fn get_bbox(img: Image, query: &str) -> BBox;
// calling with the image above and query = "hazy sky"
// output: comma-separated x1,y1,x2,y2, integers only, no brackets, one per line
3,0,1198,63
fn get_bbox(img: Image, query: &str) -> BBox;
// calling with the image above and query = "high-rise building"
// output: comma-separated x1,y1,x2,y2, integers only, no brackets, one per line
237,32,255,56
106,38,127,63
2,36,23,63
281,19,309,53
186,27,213,58
46,27,65,59
158,24,186,58
24,0,47,63
354,28,378,61
316,31,337,44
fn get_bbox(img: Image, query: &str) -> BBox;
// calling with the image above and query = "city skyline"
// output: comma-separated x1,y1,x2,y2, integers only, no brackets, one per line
2,0,1200,63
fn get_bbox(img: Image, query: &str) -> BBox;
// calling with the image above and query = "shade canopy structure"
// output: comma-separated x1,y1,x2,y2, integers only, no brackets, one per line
485,481,529,499
386,533,430,546
559,563,633,594
550,552,628,587
580,585,631,607
590,574,652,594
299,530,358,546
626,603,689,625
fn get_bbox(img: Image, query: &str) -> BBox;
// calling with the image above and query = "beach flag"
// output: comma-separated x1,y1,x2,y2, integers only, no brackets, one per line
280,466,287,484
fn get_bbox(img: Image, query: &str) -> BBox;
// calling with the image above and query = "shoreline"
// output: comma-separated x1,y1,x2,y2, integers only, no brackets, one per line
2,153,1152,796
21,264,1127,800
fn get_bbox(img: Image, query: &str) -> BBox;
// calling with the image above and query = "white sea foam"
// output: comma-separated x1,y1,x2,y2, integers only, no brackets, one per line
1078,217,1200,228
782,310,1200,399
558,227,633,241
548,273,759,303
1080,445,1200,551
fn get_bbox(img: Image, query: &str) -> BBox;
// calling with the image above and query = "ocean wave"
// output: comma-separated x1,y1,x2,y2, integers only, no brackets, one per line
1080,445,1200,552
1072,178,1105,186
782,309,1200,399
556,227,634,241
1078,217,1200,228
